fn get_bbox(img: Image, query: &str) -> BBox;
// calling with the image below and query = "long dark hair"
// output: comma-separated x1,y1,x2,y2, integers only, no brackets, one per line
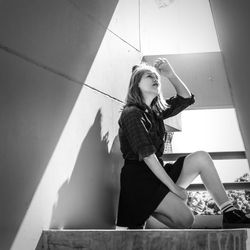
125,63,168,112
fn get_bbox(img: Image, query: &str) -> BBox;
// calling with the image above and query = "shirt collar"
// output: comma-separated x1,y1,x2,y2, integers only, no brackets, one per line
126,102,151,113
126,103,163,119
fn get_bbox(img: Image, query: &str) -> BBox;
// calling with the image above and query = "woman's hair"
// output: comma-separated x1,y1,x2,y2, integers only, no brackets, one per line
125,63,168,112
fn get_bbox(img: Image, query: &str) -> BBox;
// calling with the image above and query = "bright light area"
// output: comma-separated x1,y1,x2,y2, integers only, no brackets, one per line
194,159,250,183
140,0,220,54
172,108,245,153
172,108,249,183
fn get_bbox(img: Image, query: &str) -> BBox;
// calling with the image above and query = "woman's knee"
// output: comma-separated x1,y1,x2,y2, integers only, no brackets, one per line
175,209,194,228
169,205,194,229
155,193,194,228
186,150,211,166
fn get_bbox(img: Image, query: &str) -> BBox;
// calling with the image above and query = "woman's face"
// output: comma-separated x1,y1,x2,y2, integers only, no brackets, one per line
138,70,161,97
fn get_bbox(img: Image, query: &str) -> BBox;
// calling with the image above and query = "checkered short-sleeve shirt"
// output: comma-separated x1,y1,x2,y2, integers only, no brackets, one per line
118,94,195,161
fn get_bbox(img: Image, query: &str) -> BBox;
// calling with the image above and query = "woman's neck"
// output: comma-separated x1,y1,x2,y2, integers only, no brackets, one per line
143,94,156,107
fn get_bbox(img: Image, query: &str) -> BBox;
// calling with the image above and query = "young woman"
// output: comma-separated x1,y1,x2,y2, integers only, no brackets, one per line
116,58,250,229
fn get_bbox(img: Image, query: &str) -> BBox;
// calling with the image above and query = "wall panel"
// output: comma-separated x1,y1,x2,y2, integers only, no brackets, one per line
209,0,250,165
0,0,118,86
0,0,141,249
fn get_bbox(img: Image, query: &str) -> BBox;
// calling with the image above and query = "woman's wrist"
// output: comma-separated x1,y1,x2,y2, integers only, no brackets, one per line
168,182,178,192
166,72,178,79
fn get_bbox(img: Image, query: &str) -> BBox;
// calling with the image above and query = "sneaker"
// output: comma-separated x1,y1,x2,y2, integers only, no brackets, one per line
223,209,250,228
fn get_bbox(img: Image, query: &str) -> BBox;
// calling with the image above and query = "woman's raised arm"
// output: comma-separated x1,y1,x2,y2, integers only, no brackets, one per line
154,58,192,98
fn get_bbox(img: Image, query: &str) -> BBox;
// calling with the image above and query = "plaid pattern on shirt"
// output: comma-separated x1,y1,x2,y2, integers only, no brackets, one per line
118,94,195,161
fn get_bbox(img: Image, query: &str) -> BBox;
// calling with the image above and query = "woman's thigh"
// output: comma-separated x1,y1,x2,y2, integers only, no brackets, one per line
153,191,194,228
175,151,211,189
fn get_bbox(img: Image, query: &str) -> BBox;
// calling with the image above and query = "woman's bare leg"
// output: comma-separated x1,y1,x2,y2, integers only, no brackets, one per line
152,151,231,228
153,151,250,229
145,215,169,229
176,151,229,206
153,192,194,228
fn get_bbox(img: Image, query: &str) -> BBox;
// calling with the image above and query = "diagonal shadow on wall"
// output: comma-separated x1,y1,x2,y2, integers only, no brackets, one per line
49,109,123,229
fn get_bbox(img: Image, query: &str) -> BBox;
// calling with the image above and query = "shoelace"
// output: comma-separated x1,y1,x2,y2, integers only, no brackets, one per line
233,210,246,218
224,209,244,222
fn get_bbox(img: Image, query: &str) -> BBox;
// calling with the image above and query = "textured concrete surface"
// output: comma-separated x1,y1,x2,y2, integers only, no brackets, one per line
37,229,250,250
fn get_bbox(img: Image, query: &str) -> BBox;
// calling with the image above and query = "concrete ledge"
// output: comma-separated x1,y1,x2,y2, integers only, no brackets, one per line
37,229,250,250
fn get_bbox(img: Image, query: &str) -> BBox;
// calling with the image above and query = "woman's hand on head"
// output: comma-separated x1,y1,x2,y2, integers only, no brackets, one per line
154,58,176,79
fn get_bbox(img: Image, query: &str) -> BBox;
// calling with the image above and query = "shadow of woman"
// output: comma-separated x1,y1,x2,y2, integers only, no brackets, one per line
49,109,123,229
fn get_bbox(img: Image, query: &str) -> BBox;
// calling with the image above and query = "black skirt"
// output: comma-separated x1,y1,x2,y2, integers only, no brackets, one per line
116,156,186,228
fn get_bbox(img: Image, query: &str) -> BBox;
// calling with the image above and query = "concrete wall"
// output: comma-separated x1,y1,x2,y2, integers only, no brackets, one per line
38,229,249,250
140,0,220,55
209,0,250,166
0,0,142,249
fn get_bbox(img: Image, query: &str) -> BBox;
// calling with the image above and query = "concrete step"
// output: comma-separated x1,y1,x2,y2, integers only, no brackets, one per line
37,229,250,250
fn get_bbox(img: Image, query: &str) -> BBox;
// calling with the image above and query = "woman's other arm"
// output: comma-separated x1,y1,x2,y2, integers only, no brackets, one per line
144,153,187,201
